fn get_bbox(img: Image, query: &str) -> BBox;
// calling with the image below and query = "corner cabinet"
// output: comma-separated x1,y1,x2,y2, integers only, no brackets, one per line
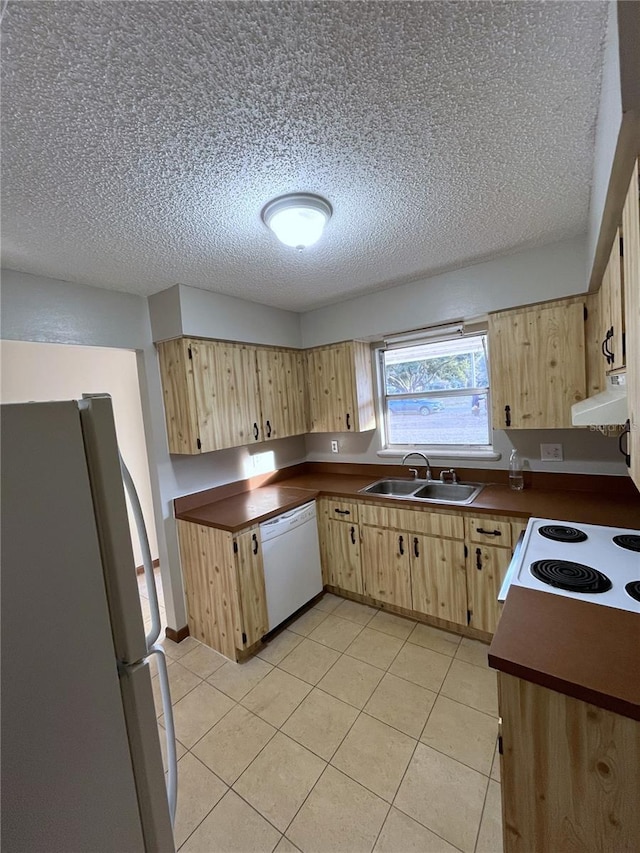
157,338,307,454
488,298,587,429
176,520,268,660
622,157,640,489
306,341,376,433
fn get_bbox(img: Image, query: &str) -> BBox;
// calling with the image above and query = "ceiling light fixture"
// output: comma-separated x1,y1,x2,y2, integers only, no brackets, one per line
261,193,332,250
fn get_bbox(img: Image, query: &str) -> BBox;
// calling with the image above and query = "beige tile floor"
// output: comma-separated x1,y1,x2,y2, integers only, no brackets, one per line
151,593,503,853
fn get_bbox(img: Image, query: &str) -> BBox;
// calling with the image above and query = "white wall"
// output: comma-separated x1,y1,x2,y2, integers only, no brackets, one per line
149,283,302,347
0,340,159,566
300,236,587,347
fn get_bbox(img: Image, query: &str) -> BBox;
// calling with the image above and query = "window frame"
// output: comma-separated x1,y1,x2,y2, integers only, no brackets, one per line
376,330,496,457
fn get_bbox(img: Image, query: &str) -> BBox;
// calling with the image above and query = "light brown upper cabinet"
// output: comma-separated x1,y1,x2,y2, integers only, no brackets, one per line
599,229,625,372
255,346,307,441
158,338,307,453
622,157,640,488
489,298,587,429
306,341,376,433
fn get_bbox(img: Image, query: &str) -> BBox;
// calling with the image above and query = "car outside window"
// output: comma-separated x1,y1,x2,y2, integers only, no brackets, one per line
380,333,491,449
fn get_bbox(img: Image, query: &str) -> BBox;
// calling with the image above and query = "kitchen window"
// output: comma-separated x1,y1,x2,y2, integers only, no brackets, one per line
378,330,493,454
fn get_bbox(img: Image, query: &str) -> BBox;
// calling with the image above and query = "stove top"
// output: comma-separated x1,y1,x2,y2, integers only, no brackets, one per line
500,517,640,613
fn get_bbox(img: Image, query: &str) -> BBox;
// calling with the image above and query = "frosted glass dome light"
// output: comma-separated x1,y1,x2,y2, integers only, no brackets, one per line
262,193,332,249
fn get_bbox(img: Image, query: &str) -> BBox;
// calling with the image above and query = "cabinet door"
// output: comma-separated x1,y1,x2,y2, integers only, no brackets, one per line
323,519,363,594
234,529,269,647
489,300,586,429
411,536,467,626
176,521,242,658
255,347,307,440
191,340,262,451
622,158,640,488
157,339,200,454
307,343,357,432
360,526,412,609
606,230,625,369
466,544,512,634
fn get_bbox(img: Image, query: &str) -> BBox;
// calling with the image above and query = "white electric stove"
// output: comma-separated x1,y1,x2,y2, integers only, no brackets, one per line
499,517,640,614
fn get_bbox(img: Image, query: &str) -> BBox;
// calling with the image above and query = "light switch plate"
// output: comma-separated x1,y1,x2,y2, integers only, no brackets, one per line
331,440,339,453
540,443,563,461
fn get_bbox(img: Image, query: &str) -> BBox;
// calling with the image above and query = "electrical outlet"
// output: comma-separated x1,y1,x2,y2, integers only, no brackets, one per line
540,443,563,461
331,440,339,453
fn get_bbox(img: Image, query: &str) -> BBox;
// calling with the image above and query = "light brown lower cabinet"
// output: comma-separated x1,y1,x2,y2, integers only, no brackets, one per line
411,535,467,626
498,672,640,853
466,544,512,633
360,526,413,610
319,517,363,594
176,520,268,661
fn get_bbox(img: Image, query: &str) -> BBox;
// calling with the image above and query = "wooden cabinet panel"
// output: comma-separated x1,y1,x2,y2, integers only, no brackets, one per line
411,535,467,625
361,526,412,609
606,229,625,369
622,157,640,489
466,516,513,548
157,339,200,454
510,519,528,543
322,519,362,594
466,544,512,633
585,290,606,396
307,341,375,433
176,520,242,658
320,498,359,524
360,503,463,539
498,672,640,853
191,340,262,451
256,347,307,440
234,528,269,646
489,299,586,429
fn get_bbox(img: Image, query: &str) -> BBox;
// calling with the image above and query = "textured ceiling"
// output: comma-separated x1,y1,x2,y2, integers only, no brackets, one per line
2,1,607,312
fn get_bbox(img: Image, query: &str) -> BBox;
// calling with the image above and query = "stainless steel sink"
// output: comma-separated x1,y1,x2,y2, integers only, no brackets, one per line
412,482,481,503
362,478,423,496
359,477,484,505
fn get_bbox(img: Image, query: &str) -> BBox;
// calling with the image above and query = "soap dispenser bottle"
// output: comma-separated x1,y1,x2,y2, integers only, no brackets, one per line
509,449,524,491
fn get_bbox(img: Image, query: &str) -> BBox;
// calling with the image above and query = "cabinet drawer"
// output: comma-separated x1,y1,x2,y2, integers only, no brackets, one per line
322,498,359,523
467,516,513,548
360,503,463,539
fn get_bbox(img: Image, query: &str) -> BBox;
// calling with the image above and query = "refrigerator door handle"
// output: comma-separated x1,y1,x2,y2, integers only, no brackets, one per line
119,454,162,648
148,645,177,826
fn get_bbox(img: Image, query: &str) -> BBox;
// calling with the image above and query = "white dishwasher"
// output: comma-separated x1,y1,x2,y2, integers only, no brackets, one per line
259,501,323,631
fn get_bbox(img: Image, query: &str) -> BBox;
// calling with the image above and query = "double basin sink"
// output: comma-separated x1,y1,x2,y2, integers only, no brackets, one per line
359,478,484,505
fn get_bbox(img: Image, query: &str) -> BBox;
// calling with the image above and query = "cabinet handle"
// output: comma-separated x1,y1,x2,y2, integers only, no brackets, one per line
504,405,511,427
253,422,259,440
476,548,483,570
603,328,615,365
413,537,420,558
398,535,404,556
334,508,351,516
619,419,631,467
346,413,351,430
476,527,502,537
350,526,356,545
252,533,258,555
266,420,272,438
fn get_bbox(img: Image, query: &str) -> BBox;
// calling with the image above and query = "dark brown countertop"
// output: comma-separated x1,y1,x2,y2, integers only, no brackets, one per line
489,586,640,721
175,468,640,532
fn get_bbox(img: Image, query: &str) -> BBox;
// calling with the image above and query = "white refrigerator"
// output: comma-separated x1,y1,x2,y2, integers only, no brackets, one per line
1,395,177,852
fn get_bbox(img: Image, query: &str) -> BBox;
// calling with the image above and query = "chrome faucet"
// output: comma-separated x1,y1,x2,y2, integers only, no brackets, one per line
402,452,431,481
440,468,458,484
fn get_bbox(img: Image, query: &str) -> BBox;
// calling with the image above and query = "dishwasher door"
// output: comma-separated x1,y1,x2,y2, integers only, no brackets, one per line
259,501,323,631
